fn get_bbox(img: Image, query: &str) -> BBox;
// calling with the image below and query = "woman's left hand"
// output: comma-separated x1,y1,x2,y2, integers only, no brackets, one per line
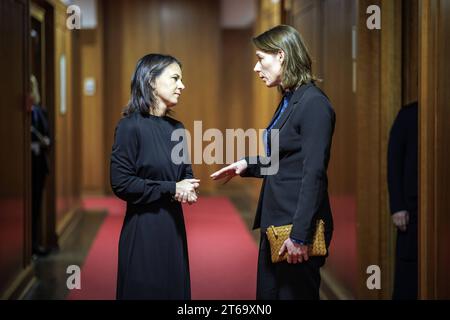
279,238,309,264
175,179,200,204
174,189,199,205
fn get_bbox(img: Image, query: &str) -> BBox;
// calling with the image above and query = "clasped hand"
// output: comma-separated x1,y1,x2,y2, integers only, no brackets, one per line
175,179,200,205
279,238,309,264
392,210,409,232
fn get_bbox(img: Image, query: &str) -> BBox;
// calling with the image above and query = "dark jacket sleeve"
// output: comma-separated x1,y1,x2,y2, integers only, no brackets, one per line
240,156,270,179
387,110,407,214
110,118,175,204
290,95,335,243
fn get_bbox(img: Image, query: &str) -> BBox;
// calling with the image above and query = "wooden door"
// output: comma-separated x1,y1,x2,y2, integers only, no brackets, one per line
0,0,33,299
419,0,450,299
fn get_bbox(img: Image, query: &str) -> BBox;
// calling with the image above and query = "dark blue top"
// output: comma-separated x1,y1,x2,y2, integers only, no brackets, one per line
263,91,293,156
264,91,308,245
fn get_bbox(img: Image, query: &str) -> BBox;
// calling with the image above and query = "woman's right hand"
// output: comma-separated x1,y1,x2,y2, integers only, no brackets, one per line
392,210,409,232
210,159,248,184
175,179,200,204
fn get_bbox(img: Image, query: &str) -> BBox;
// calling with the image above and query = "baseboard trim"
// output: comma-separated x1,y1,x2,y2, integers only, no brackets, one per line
320,268,355,300
1,265,36,300
57,206,83,248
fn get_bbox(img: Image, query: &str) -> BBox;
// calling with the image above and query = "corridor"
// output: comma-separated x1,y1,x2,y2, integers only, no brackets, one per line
1,0,450,302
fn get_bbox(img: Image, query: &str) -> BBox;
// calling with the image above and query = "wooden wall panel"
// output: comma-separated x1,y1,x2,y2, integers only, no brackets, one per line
53,0,80,235
419,0,450,299
321,0,358,297
220,29,254,137
1,0,81,298
102,0,221,194
159,0,221,191
80,2,105,194
220,28,256,170
0,0,31,298
402,0,418,105
435,0,450,299
355,0,383,300
35,0,57,249
321,0,357,195
356,0,402,299
418,0,437,299
72,30,82,201
379,0,402,299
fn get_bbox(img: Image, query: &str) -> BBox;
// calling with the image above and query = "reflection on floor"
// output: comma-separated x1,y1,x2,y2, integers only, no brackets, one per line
24,211,107,300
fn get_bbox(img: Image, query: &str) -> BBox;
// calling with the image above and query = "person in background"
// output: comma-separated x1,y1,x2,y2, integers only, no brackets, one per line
30,74,51,257
387,101,418,300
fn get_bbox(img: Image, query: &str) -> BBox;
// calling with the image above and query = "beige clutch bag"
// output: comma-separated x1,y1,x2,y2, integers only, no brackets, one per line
266,219,327,263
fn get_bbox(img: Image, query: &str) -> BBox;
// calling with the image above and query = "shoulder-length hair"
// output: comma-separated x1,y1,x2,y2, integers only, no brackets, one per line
252,24,315,91
123,53,182,116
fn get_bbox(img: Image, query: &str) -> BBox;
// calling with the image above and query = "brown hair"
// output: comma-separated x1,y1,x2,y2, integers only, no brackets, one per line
253,24,315,91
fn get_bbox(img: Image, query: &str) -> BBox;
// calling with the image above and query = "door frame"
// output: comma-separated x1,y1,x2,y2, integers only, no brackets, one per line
31,0,58,252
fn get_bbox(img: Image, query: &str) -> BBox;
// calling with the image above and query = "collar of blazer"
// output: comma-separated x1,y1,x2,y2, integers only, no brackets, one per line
269,82,315,137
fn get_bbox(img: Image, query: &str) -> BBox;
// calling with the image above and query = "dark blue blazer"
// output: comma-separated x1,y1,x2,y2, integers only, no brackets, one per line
241,82,335,245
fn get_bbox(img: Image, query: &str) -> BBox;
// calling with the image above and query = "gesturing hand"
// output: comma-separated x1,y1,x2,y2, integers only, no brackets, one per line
279,238,309,264
175,179,200,204
210,159,248,184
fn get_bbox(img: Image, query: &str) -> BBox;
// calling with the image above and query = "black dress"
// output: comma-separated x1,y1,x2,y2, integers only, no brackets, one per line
110,111,192,300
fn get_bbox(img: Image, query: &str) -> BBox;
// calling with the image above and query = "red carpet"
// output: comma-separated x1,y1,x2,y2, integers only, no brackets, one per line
66,197,125,300
184,197,258,299
327,195,358,294
67,196,258,300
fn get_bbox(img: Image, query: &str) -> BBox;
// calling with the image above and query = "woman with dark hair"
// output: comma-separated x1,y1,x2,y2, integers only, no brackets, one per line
211,25,335,299
110,53,199,299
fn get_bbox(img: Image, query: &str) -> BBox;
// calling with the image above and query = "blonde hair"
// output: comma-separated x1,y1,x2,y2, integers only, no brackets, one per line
30,74,41,105
253,24,315,91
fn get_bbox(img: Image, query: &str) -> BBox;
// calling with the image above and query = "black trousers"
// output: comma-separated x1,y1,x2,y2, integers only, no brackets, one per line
257,233,325,300
32,155,47,252
393,213,418,300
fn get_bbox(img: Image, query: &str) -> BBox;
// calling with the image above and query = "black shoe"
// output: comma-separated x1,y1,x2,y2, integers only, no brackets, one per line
32,246,50,257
